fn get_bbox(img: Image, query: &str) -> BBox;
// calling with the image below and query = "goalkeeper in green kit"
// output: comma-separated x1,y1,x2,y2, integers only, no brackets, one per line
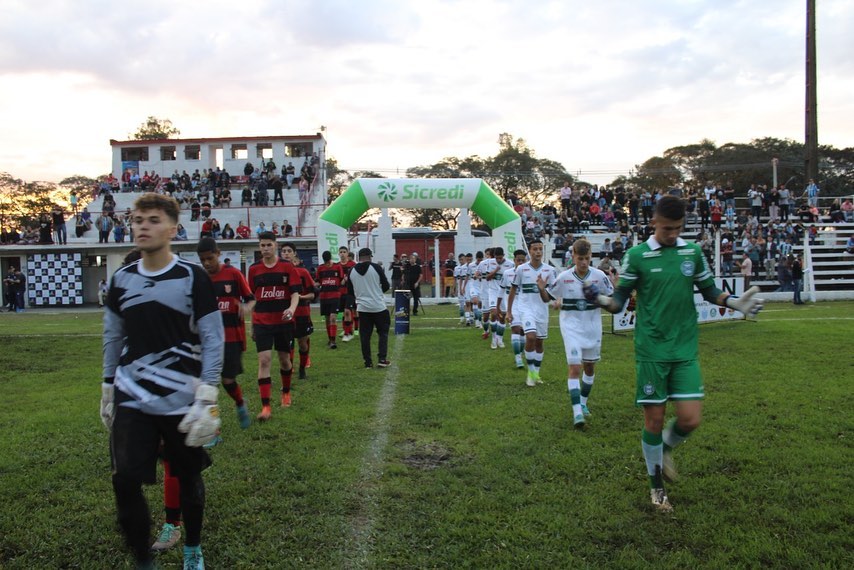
585,195,763,512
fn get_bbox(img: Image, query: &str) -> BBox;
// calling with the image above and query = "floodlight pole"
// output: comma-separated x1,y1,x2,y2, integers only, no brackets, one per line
805,0,819,182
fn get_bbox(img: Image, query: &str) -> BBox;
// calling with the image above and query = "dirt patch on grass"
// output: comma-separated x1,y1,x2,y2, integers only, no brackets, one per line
399,439,453,470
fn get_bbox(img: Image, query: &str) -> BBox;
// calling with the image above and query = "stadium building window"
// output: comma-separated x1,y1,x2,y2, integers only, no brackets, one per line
121,147,149,161
285,142,313,157
231,144,248,160
160,146,177,161
256,143,273,159
184,145,200,160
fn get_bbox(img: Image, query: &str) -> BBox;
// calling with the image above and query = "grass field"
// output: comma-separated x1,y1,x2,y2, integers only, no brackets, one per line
0,301,852,569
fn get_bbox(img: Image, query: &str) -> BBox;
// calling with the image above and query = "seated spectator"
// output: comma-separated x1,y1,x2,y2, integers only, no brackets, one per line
255,221,266,236
282,219,293,237
271,222,280,237
241,186,252,205
600,238,613,259
221,223,235,240
201,200,212,219
236,221,251,239
210,218,221,239
602,209,616,231
846,234,854,255
174,224,188,241
842,198,853,222
829,199,844,223
220,187,232,207
190,198,200,221
200,218,213,238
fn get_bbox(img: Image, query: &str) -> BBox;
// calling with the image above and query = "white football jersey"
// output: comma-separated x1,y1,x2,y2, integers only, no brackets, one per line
548,267,613,341
511,261,557,321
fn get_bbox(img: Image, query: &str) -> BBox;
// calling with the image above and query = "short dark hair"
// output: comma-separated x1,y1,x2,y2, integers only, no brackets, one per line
528,239,543,246
513,249,527,258
493,247,504,257
281,241,297,252
655,195,686,220
133,193,180,223
196,236,218,254
258,231,276,242
322,250,332,262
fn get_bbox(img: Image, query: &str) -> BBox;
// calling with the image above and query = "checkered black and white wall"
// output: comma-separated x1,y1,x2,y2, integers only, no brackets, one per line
27,253,84,306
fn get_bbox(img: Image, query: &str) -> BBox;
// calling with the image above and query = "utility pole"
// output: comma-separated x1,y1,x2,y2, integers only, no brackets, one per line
805,0,819,182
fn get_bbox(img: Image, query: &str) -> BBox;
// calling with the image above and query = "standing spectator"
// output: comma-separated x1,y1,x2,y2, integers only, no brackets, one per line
803,179,820,207
442,252,457,297
739,252,753,289
97,279,108,307
4,267,19,311
710,201,722,232
51,205,67,245
720,238,733,276
560,182,572,214
347,248,392,369
776,257,792,292
778,185,791,222
791,255,805,304
389,254,403,291
96,213,113,244
101,193,223,569
271,177,284,206
285,162,295,189
748,185,763,219
405,252,423,315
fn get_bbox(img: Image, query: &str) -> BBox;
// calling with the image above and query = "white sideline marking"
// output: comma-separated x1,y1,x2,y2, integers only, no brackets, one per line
345,334,402,569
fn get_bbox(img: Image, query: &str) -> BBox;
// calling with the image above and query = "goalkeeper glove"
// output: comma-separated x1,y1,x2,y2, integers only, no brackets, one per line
583,282,618,312
100,382,115,430
178,384,221,447
725,286,765,317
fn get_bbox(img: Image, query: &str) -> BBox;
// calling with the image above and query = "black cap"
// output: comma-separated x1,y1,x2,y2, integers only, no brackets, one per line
358,247,373,258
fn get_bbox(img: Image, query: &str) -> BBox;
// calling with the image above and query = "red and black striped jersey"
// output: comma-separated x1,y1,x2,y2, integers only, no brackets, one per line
316,263,344,301
248,260,302,326
340,260,355,295
209,265,254,348
294,266,315,318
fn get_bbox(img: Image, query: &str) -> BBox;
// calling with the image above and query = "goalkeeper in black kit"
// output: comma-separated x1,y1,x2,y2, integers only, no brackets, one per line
100,193,223,570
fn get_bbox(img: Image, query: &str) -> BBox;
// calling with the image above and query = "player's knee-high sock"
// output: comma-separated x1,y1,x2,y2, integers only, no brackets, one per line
327,323,337,341
163,460,182,526
459,300,465,317
490,321,497,334
580,373,594,406
662,418,691,452
465,309,471,322
280,368,293,394
535,350,543,372
482,317,490,333
525,350,538,373
642,429,664,488
344,319,352,335
496,322,505,338
512,333,523,356
567,378,582,418
299,349,309,370
112,473,153,565
258,377,272,407
353,314,359,331
178,473,204,547
473,307,481,323
223,381,244,407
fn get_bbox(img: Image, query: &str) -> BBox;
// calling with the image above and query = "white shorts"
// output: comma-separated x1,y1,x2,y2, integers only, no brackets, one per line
468,281,481,301
519,309,548,339
487,288,501,311
561,331,601,364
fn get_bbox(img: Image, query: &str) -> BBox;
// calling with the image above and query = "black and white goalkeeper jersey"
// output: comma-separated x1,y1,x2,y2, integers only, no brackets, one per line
103,255,224,416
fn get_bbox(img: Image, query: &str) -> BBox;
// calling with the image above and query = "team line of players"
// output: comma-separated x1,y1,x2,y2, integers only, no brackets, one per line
451,239,612,429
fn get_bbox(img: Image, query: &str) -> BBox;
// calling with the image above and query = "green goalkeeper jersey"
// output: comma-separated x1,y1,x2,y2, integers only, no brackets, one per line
615,236,715,362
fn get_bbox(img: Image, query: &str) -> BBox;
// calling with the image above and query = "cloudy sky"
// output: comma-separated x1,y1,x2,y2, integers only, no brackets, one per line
0,0,851,185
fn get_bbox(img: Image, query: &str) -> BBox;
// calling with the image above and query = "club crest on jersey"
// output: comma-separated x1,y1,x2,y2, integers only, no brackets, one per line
224,284,232,294
575,299,588,310
643,383,656,396
680,260,695,276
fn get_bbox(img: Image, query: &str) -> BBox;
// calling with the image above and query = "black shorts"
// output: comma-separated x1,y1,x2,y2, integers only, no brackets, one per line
294,316,314,338
253,323,294,352
320,298,339,316
339,294,356,311
111,394,211,484
222,341,244,378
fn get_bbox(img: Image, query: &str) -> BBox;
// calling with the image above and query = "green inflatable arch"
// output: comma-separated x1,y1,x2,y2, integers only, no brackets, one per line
317,178,524,257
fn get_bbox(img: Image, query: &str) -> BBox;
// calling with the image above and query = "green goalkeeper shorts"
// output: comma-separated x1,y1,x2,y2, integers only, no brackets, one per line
635,360,704,405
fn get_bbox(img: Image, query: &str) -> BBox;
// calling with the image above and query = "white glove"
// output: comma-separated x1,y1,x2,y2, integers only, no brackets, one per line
725,286,765,317
100,382,115,430
178,384,221,447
